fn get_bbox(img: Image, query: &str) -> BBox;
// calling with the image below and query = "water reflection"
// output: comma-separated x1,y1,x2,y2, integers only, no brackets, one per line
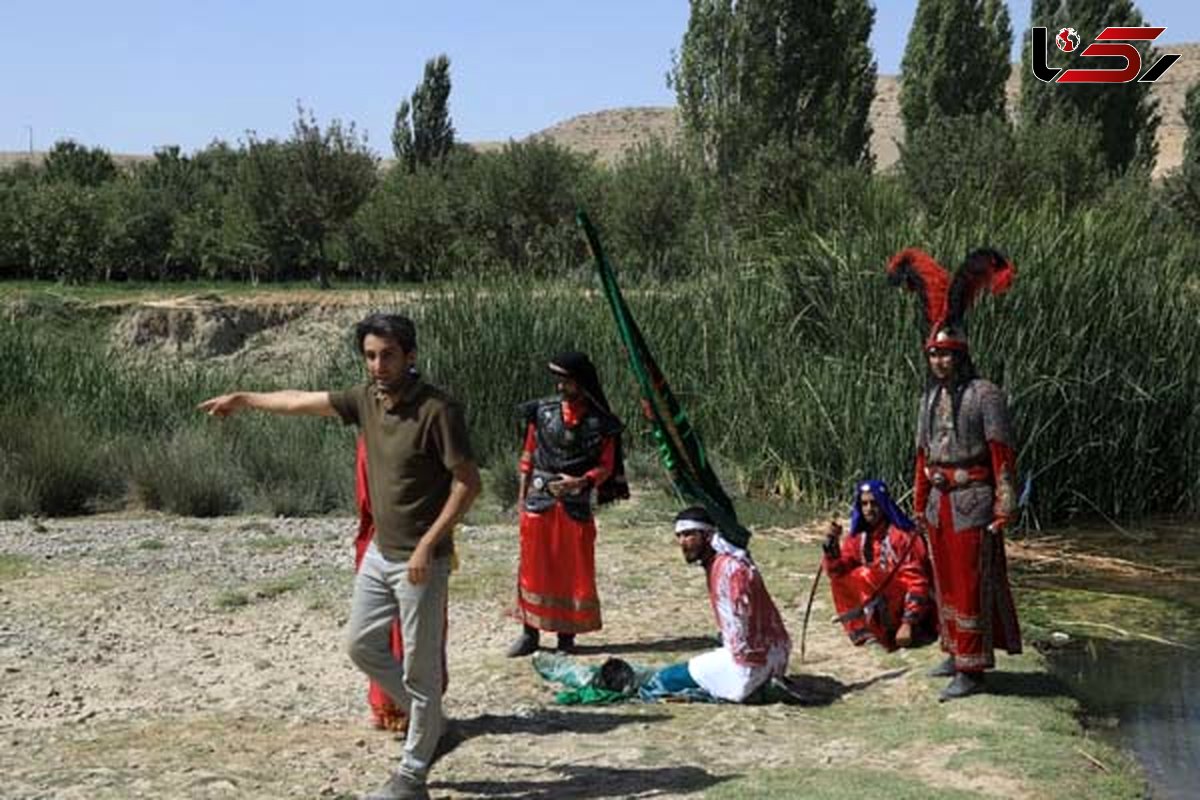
1045,625,1200,798
1016,519,1200,799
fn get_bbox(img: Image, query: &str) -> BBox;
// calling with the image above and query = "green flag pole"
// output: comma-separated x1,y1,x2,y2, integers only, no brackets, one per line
577,210,751,548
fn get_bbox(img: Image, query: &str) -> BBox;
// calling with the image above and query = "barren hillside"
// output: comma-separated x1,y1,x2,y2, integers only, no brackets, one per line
495,42,1200,178
3,44,1196,177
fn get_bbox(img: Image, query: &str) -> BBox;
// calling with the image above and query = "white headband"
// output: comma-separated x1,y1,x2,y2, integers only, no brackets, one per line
674,519,715,534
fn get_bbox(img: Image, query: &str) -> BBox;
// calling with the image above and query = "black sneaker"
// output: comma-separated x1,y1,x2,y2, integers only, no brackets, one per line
361,770,430,800
938,671,985,702
505,629,539,658
927,656,956,677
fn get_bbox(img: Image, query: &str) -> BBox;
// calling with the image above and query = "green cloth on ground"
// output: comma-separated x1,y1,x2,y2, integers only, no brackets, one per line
554,685,631,705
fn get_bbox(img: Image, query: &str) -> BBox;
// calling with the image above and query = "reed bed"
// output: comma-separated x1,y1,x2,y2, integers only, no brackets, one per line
2,178,1197,522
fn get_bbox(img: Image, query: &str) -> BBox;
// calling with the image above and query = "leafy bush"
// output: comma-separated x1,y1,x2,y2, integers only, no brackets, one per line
131,426,244,517
0,411,120,516
597,139,702,277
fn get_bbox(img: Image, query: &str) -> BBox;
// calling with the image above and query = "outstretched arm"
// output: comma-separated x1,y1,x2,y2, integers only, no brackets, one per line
197,390,337,418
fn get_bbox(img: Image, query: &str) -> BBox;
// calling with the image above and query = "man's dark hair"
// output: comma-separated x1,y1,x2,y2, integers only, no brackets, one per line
355,313,417,354
674,505,715,527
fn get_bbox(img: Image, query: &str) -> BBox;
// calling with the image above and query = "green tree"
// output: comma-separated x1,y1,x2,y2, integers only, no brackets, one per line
234,107,378,286
168,142,249,280
20,182,102,282
900,0,1013,137
392,54,456,172
96,177,175,281
454,139,598,273
670,0,876,178
1019,0,1160,173
1182,81,1200,174
599,139,700,276
1163,81,1200,225
42,140,118,187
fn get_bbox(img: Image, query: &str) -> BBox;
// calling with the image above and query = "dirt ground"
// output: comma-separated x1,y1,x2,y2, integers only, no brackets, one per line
0,497,1140,800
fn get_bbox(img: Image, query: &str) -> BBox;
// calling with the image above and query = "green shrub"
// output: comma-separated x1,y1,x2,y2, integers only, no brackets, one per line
131,426,243,517
0,411,119,516
597,139,702,276
232,415,354,517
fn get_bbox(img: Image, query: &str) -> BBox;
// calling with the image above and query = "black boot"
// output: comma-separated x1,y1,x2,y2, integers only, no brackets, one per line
556,633,577,654
927,656,956,677
506,625,539,657
939,671,985,702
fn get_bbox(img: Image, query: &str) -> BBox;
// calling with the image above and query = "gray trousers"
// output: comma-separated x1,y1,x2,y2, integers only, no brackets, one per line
347,541,449,780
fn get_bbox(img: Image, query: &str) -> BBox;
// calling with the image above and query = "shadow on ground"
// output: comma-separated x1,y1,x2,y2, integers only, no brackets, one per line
758,667,908,707
455,709,672,740
433,763,734,799
984,669,1072,699
569,635,719,656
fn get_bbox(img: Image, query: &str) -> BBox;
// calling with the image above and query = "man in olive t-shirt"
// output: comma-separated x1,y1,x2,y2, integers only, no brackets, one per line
199,313,480,800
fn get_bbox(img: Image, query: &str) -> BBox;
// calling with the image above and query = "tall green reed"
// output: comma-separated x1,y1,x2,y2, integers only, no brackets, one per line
2,171,1197,522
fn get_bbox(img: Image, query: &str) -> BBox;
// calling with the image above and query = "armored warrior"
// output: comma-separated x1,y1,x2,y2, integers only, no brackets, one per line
507,351,628,657
888,248,1023,701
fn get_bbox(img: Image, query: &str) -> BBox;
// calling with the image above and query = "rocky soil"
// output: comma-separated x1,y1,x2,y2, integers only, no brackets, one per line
0,503,1055,800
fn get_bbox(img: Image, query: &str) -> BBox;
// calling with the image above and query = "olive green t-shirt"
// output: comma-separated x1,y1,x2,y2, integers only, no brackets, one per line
329,380,474,561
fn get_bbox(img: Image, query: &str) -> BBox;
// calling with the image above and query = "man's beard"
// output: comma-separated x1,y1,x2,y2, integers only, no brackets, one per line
374,370,415,394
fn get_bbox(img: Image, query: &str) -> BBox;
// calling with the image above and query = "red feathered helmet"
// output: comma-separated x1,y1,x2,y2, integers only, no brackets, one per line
886,247,1016,353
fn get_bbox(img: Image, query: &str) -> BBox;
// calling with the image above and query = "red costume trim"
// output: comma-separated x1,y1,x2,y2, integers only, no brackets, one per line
517,503,602,633
824,522,934,650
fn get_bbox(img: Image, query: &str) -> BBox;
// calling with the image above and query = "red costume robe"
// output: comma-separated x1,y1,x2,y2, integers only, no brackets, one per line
516,397,616,634
914,379,1022,672
824,521,934,650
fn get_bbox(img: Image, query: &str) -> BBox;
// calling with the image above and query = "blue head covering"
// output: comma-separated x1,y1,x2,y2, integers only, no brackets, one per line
848,479,914,536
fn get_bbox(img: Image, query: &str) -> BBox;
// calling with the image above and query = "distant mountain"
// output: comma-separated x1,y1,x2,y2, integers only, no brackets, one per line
484,42,1200,179
4,44,1196,177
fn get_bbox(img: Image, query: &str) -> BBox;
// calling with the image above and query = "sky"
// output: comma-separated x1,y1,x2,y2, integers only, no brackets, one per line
2,1,1197,156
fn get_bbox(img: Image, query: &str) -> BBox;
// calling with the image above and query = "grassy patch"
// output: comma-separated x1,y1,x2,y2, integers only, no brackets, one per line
1017,585,1199,644
244,535,299,554
215,571,309,610
236,520,276,536
254,573,307,600
0,552,34,581
709,767,981,800
215,589,250,609
137,538,165,550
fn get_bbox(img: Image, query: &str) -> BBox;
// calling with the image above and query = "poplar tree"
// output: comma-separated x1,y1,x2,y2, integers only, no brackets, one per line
899,0,1013,137
1019,0,1161,173
392,55,456,172
671,0,876,177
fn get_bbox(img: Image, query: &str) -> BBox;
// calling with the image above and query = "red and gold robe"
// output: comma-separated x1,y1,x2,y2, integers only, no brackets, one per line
914,378,1022,672
825,521,934,650
516,397,616,633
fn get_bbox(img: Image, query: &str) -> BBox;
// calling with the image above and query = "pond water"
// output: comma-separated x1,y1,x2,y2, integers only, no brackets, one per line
1022,521,1200,799
1047,637,1199,799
